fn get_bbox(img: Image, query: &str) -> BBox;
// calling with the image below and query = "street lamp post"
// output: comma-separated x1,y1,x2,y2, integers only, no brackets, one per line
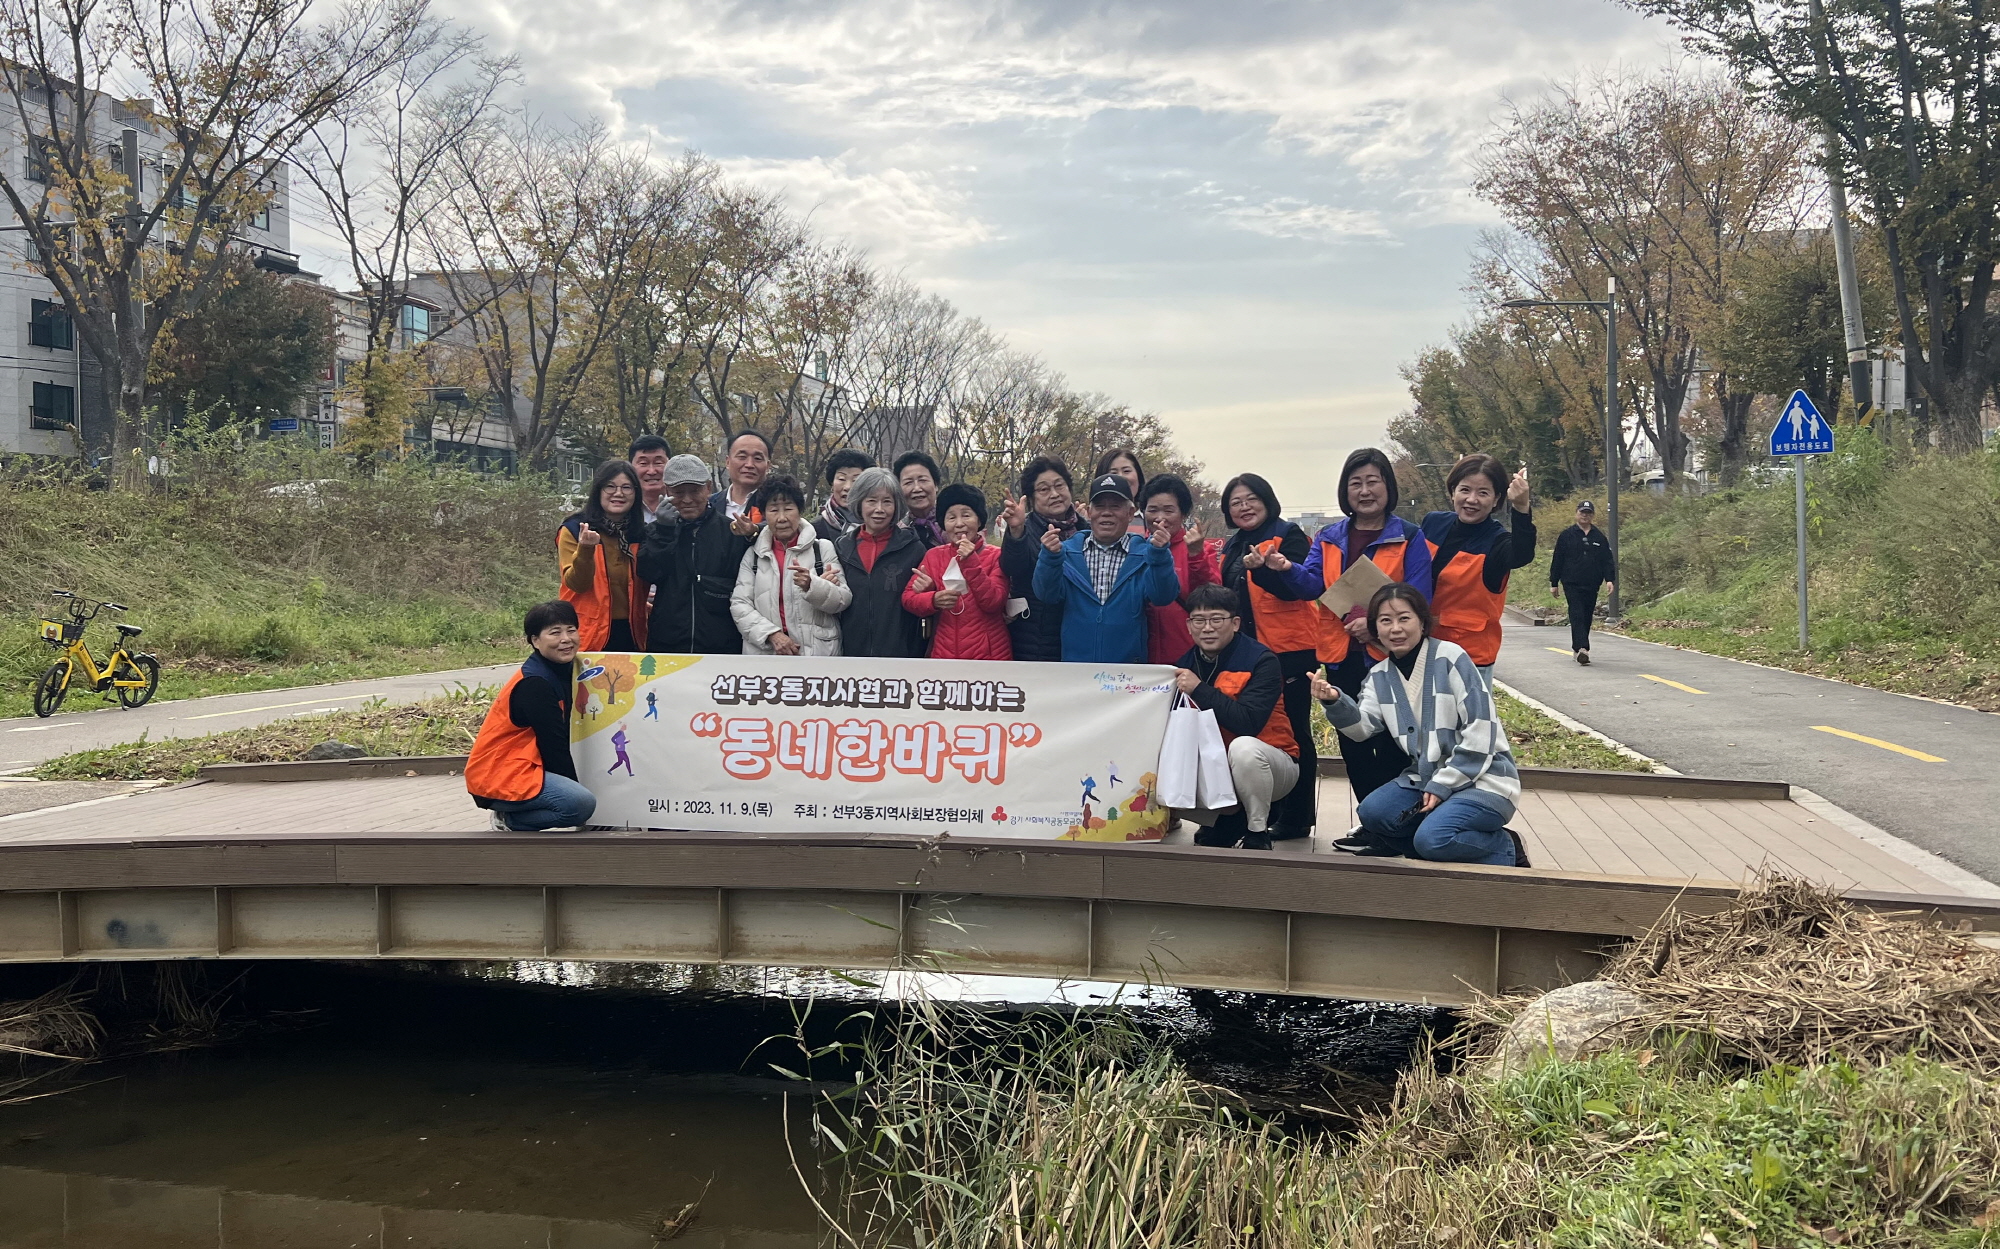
1503,277,1620,618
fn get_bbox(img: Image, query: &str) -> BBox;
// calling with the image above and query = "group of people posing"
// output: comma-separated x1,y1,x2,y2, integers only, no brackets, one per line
472,429,1551,869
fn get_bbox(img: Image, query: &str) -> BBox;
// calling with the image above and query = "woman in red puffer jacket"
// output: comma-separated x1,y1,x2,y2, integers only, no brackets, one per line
1141,474,1219,665
903,484,1012,661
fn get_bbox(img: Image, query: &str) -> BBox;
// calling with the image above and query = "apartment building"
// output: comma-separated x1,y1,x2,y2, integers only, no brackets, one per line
0,89,303,456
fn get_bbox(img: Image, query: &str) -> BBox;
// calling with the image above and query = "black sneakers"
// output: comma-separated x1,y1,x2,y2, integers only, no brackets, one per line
1575,649,1591,666
1505,828,1531,868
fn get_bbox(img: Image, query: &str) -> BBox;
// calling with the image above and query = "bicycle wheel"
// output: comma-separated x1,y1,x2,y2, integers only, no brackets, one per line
33,659,71,718
114,654,161,708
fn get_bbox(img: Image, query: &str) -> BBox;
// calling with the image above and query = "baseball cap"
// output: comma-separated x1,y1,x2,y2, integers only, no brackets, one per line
1576,499,1596,513
662,455,712,487
1088,473,1135,503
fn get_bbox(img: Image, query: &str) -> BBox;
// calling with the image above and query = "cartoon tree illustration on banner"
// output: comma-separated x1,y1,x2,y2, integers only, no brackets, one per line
588,655,639,714
638,654,658,678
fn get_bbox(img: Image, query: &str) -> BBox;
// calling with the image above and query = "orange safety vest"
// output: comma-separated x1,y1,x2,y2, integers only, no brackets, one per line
1212,668,1299,758
1427,542,1507,666
466,668,553,803
1245,534,1320,656
558,529,650,652
1314,536,1410,665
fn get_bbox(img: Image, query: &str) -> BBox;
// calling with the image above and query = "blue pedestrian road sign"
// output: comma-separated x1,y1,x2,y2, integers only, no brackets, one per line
1769,389,1833,456
268,417,300,433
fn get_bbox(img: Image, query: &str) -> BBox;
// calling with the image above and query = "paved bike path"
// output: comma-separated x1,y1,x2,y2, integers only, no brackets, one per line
0,663,517,771
1494,622,2000,886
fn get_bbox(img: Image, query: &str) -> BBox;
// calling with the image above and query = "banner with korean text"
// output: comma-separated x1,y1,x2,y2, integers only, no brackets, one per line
570,654,1177,840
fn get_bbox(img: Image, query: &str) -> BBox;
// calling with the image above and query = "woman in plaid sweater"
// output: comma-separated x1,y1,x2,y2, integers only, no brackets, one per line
1311,583,1527,867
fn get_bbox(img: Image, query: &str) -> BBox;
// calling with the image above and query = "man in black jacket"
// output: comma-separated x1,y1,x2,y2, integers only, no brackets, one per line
636,455,751,654
1548,499,1617,664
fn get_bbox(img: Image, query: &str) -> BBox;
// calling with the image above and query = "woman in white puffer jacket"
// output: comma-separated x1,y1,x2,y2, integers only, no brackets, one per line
730,474,852,656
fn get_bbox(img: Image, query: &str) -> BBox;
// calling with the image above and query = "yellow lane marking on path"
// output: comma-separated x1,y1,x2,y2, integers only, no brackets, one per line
1811,725,1946,763
179,694,373,721
1545,647,1572,655
1640,674,1707,695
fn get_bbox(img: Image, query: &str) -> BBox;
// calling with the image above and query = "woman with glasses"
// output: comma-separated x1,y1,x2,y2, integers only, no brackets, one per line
998,456,1083,662
1311,583,1527,867
558,459,650,651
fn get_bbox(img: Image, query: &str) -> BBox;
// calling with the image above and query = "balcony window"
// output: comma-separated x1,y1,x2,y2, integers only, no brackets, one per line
30,381,74,431
29,299,73,350
400,304,429,346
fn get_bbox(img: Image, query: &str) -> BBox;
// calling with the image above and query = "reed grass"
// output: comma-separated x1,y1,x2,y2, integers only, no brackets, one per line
782,886,2000,1248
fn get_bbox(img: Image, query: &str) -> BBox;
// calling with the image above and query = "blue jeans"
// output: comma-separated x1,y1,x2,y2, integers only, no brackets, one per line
1354,779,1516,866
491,773,597,832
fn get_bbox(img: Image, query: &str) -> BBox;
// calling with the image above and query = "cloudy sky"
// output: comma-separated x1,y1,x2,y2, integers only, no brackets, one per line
421,0,1687,507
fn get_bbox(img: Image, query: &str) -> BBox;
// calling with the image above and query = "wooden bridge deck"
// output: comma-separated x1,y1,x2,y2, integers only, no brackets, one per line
0,768,1985,898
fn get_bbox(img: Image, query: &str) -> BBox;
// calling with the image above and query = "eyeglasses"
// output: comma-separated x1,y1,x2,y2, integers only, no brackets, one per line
1187,614,1234,630
1033,484,1068,497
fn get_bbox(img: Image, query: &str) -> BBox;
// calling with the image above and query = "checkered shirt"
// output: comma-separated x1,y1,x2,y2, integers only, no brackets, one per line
1083,534,1130,603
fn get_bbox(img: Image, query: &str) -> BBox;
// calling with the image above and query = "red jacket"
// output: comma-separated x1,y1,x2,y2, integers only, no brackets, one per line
1146,529,1220,665
903,537,1013,661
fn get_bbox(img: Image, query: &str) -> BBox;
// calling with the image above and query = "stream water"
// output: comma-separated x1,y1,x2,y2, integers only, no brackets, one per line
0,962,1446,1248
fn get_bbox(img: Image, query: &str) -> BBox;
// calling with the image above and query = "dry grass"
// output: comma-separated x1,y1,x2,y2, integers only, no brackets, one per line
786,883,2000,1248
1601,877,2000,1075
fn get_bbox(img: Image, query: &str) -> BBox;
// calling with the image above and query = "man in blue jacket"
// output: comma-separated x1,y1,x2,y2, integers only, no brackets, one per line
1033,473,1181,663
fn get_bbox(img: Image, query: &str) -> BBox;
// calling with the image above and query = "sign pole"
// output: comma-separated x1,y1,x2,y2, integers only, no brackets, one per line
1794,453,1809,651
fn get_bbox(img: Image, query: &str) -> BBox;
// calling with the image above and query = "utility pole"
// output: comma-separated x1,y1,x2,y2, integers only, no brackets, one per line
1603,276,1620,618
1810,0,1871,418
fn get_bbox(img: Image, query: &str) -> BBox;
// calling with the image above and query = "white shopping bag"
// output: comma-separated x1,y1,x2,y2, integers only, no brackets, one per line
1193,708,1237,810
941,556,969,592
1155,694,1204,808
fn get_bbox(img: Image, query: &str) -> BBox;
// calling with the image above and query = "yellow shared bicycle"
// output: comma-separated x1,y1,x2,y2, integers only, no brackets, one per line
33,590,161,717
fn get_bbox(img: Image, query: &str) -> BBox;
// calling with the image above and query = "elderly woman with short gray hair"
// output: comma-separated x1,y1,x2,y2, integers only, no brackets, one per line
834,466,930,657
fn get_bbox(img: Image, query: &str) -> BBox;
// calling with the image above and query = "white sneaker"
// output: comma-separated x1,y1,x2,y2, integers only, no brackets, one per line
488,810,513,832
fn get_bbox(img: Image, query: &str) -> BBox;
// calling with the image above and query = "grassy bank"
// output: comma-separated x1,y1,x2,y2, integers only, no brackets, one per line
32,689,491,781
1513,440,2000,709
0,447,562,720
792,883,2000,1248
1313,693,1649,773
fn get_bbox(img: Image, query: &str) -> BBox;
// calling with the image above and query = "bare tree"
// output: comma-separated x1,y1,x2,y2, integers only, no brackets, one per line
419,115,663,468
1478,70,1815,481
295,23,511,451
0,0,436,464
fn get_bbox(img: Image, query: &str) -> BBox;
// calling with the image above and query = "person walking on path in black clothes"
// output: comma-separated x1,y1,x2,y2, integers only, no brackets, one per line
636,455,752,654
1548,499,1616,664
1225,473,1319,841
998,456,1082,661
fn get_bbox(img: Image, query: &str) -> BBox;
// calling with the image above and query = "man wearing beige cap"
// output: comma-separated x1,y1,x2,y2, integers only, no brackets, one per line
636,455,751,654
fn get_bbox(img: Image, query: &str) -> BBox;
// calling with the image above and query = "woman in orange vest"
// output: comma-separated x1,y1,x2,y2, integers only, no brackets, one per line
1253,448,1434,804
1419,453,1535,684
1220,473,1318,840
467,601,597,832
558,460,651,652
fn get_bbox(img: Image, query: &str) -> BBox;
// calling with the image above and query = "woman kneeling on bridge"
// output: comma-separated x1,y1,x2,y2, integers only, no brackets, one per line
466,601,598,833
1311,584,1528,868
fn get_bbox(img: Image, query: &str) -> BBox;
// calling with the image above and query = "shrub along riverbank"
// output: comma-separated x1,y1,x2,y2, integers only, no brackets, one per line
1514,440,2000,710
0,447,563,719
793,881,2000,1248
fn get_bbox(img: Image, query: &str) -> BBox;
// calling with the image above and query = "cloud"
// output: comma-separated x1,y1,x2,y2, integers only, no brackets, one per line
427,0,1685,496
718,155,996,267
